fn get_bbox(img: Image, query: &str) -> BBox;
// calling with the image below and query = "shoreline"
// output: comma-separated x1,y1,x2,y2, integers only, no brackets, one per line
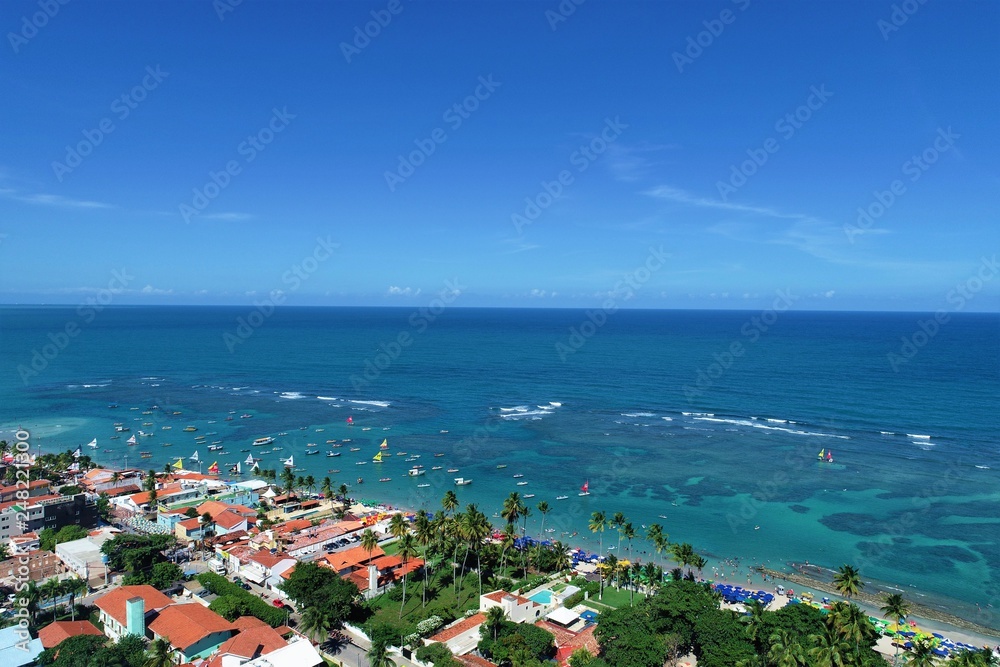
755,566,1000,643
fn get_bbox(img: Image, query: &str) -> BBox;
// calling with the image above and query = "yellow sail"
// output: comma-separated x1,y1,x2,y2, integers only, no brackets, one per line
373,451,383,462
172,458,183,469
380,439,389,449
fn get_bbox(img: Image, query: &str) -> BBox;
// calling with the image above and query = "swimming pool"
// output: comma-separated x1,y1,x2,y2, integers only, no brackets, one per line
528,590,552,604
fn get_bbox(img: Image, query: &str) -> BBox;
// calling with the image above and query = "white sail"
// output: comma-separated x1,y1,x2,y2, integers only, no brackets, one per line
127,435,137,445
236,462,242,474
190,450,200,462
244,453,255,466
282,455,294,467
72,447,82,458
87,438,98,448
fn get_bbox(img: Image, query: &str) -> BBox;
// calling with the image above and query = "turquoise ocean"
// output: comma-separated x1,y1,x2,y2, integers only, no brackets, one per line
1,306,997,626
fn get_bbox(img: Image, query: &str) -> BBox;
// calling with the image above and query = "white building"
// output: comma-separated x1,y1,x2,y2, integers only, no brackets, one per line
479,590,544,623
55,528,118,580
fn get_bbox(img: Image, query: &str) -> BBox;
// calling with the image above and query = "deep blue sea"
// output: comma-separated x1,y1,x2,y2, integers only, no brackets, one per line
1,307,998,625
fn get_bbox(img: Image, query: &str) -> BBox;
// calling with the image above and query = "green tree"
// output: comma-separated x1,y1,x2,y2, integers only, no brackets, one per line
321,476,333,500
413,509,434,607
906,638,941,667
880,593,911,666
415,642,459,667
113,634,149,667
441,490,458,516
38,635,108,667
767,629,807,667
396,532,418,617
299,605,332,644
367,639,396,667
832,564,863,601
277,561,358,625
61,577,88,621
593,604,666,667
143,638,173,667
808,626,851,667
694,608,757,667
589,511,607,599
611,512,626,557
485,605,507,641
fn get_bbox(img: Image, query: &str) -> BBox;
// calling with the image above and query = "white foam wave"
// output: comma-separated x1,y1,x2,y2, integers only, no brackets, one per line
500,406,529,413
766,418,788,424
501,409,554,420
549,402,562,407
661,417,673,421
621,412,656,417
278,392,306,400
906,434,931,439
81,383,110,388
682,412,715,417
880,431,895,436
317,396,339,401
350,400,391,408
693,416,848,439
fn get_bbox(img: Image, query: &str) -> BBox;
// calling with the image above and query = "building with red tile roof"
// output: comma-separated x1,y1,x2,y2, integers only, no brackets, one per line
456,655,499,667
199,618,288,667
427,613,486,656
94,585,173,641
480,590,543,624
212,509,248,534
38,620,104,648
147,603,236,662
320,544,385,574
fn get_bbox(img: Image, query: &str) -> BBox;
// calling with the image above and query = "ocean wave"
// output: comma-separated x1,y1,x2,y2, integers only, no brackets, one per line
694,416,849,439
278,391,306,400
317,396,339,401
81,383,110,388
661,417,673,421
501,408,553,420
621,412,656,417
549,402,563,407
500,406,529,413
906,434,931,439
682,411,715,416
880,431,895,436
350,400,391,408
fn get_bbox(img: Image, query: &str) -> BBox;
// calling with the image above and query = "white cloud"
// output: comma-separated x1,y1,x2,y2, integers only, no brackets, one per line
0,187,113,209
387,286,421,296
140,284,173,295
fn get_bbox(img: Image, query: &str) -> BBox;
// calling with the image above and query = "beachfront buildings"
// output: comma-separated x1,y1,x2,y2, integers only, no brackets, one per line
54,527,117,585
479,590,545,624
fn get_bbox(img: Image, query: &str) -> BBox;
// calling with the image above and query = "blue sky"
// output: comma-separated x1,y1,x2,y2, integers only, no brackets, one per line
0,0,997,310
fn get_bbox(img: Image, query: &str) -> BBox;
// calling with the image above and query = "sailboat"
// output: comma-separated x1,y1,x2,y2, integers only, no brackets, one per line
87,438,98,449
127,435,137,446
244,453,255,467
207,461,220,475
346,416,354,425
172,458,184,470
579,480,591,497
817,449,825,461
282,454,294,467
373,451,384,463
230,462,242,474
190,450,200,462
826,450,833,463
379,439,389,450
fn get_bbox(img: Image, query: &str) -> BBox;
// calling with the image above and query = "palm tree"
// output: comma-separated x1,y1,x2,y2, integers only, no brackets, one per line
645,523,665,565
881,593,911,665
413,510,434,607
832,564,863,601
41,577,62,616
144,638,174,667
501,492,522,526
304,475,316,495
389,513,408,541
947,648,996,666
368,640,396,667
808,626,850,667
396,533,418,617
589,511,607,599
361,528,379,561
61,577,87,621
535,501,550,569
442,490,459,516
518,505,531,578
602,553,618,590
551,541,570,572
20,580,40,625
337,483,349,503
299,605,332,644
768,629,807,667
281,466,296,497
743,598,769,659
620,523,637,604
611,512,626,555
321,476,333,500
907,638,941,667
497,523,517,577
485,605,507,641
827,601,873,662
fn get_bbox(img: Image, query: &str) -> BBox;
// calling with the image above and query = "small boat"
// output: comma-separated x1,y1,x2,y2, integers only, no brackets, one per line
142,422,153,426
110,436,120,440
126,435,137,446
282,455,294,467
326,440,337,444
380,439,389,450
579,480,591,497
306,450,320,456
405,458,418,463
434,453,445,457
523,493,535,498
253,437,274,446
208,444,224,451
349,447,361,452
440,430,448,433
206,431,218,436
658,514,668,519
173,411,182,415
194,435,207,441
225,416,234,421
454,477,472,486
115,425,130,433
431,466,443,470
362,427,371,431
516,481,528,486
183,426,197,432
139,430,153,437
417,483,431,488
396,452,408,456
327,451,341,457
328,469,341,474
211,440,222,445
240,448,250,452
447,468,459,473
343,439,351,442
240,414,253,419
162,443,173,447
306,442,318,448
497,464,507,469
278,432,288,436
407,468,426,477
142,411,152,415
513,474,524,478
315,428,324,432
108,404,118,408
271,447,283,451
140,452,152,458
331,443,343,448
555,495,569,500
161,426,171,430
373,452,385,463
356,461,367,466
379,477,391,482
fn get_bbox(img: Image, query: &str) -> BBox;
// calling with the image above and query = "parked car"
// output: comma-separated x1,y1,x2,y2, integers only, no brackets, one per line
272,599,284,608
240,583,252,590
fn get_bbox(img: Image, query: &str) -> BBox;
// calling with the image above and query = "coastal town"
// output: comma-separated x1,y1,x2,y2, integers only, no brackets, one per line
1,444,997,667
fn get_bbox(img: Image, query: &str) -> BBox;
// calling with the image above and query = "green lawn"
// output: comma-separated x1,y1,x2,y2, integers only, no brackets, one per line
365,569,484,639
580,586,645,611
